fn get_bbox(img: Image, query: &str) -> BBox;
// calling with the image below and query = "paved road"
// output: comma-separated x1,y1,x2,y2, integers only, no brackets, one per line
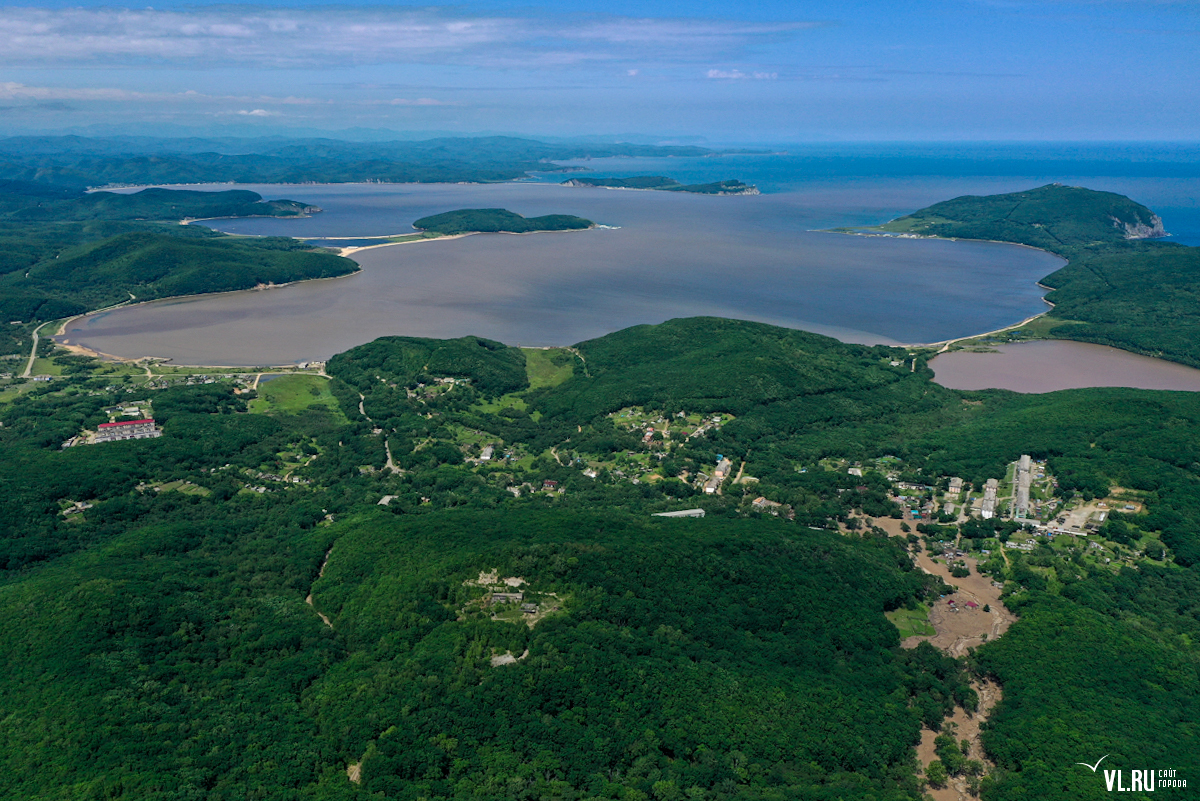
20,321,50,378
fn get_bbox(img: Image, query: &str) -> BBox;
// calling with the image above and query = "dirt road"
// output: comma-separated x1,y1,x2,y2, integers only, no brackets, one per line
306,547,334,628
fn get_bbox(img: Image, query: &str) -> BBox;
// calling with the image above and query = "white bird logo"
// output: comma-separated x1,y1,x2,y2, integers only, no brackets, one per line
1075,755,1109,772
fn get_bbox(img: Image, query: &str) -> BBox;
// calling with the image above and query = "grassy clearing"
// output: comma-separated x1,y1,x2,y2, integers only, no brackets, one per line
887,604,936,639
157,480,212,496
522,348,576,390
0,382,37,404
248,374,345,419
474,394,527,414
29,357,65,376
1018,314,1086,338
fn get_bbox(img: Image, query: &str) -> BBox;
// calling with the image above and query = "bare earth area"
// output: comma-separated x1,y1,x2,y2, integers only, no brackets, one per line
860,516,1017,800
915,680,1004,801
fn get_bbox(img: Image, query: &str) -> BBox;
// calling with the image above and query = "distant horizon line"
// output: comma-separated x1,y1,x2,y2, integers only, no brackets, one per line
1,128,1198,149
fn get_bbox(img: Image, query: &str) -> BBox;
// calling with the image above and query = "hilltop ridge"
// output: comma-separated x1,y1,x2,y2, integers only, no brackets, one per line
875,183,1167,253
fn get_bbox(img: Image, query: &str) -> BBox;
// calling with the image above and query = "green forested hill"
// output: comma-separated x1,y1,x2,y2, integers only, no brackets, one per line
0,231,356,323
307,511,945,800
878,183,1165,252
534,316,912,420
328,334,530,397
1037,246,1200,365
0,185,354,353
411,208,593,235
1,186,315,222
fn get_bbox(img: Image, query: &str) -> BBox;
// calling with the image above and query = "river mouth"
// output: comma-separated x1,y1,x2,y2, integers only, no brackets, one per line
931,340,1200,393
59,182,1065,366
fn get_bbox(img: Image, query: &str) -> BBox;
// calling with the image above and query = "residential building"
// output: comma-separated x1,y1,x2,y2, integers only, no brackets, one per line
93,419,162,444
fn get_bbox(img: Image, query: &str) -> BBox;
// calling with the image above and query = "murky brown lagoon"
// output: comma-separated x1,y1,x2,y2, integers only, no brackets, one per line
59,182,1069,366
931,340,1200,393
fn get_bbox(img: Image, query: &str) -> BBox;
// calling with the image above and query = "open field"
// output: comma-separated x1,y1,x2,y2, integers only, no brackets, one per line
522,347,577,390
155,480,212,496
887,604,937,638
247,374,344,419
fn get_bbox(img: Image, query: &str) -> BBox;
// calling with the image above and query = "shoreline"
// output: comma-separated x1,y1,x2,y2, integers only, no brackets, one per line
923,302,1055,353
53,267,364,367
51,225,601,368
43,192,1105,373
822,227,1069,351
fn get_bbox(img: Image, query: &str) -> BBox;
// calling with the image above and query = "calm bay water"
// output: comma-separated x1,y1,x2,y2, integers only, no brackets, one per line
930,341,1200,393
62,181,1063,365
61,147,1200,366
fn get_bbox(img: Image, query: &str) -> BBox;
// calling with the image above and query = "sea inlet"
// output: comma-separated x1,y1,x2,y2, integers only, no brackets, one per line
61,182,1065,366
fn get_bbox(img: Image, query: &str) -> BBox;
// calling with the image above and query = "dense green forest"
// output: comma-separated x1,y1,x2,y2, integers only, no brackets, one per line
0,184,317,222
411,208,594,235
877,184,1165,251
877,184,1200,366
563,176,758,194
4,315,1199,798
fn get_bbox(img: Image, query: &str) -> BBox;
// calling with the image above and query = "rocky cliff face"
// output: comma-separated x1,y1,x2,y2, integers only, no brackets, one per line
1113,213,1168,239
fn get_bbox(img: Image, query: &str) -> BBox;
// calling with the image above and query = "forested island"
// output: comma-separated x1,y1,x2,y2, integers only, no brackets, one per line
562,175,759,194
411,208,594,235
863,184,1200,366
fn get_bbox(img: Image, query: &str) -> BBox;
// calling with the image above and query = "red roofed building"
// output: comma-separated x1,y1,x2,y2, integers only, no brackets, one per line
94,419,161,443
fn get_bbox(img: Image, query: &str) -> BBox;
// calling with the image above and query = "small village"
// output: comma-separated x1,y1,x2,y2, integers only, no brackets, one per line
885,453,1162,572
437,401,1158,569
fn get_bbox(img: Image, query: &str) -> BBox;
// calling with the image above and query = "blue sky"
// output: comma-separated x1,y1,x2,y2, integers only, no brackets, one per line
0,0,1196,143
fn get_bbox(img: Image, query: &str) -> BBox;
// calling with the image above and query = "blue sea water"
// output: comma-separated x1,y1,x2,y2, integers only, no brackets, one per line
540,142,1200,244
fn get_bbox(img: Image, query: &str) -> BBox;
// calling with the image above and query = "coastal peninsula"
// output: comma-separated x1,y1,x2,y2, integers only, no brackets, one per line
0,184,354,356
845,184,1200,368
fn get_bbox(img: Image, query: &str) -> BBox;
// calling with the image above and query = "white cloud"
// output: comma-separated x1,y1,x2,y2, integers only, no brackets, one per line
706,69,778,80
236,109,277,117
0,81,155,101
0,8,818,69
386,98,453,106
0,82,327,106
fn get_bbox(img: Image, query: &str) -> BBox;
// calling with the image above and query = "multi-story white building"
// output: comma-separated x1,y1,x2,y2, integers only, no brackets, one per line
93,419,162,444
